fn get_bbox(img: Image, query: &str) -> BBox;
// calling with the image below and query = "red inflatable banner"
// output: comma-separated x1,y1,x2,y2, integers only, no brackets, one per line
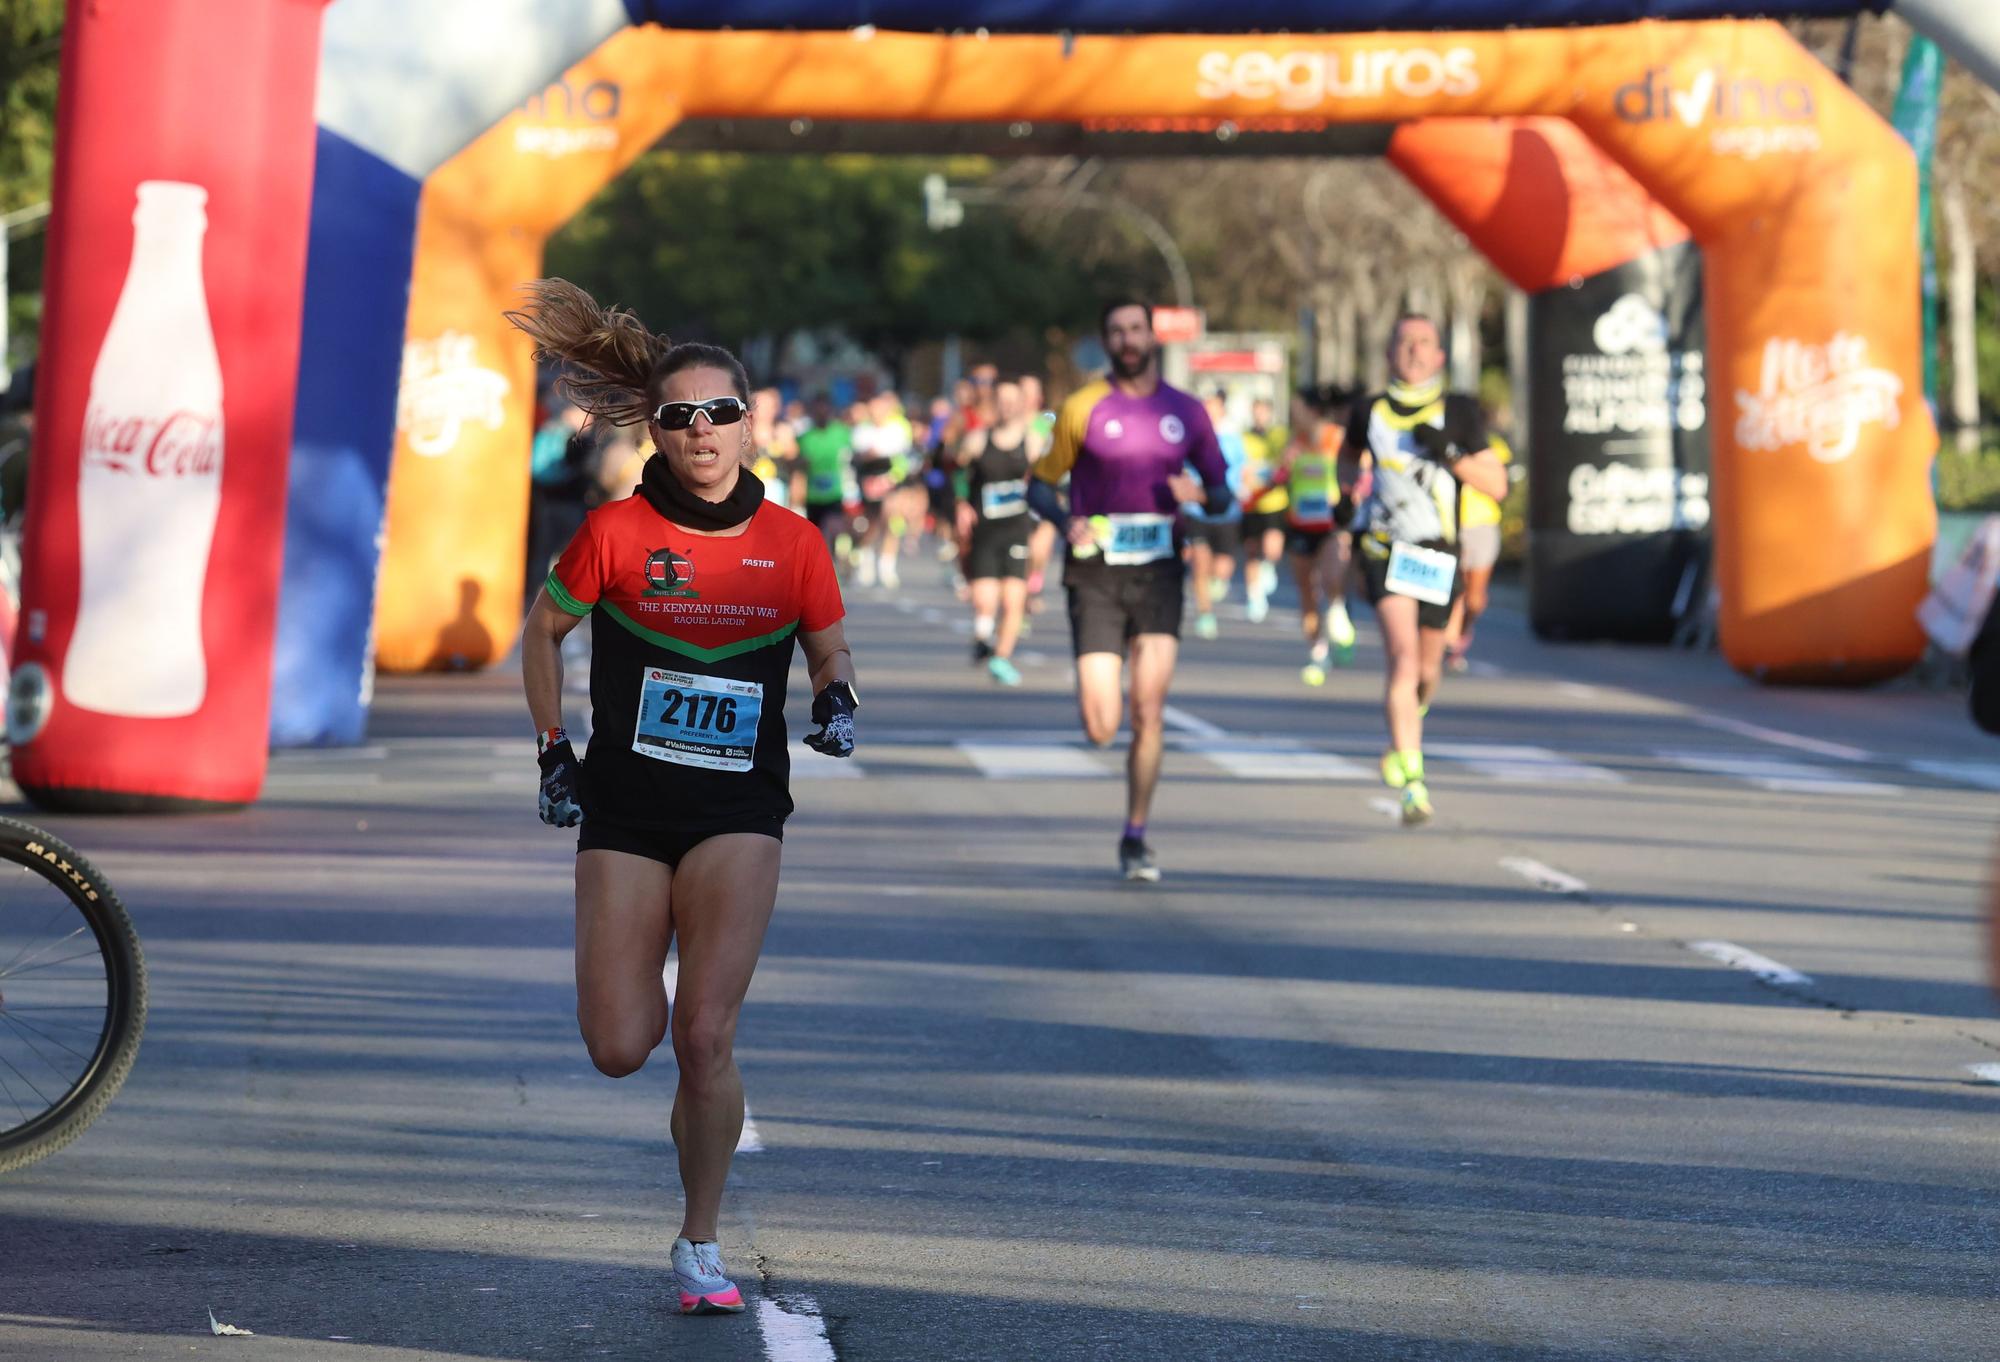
8,0,332,809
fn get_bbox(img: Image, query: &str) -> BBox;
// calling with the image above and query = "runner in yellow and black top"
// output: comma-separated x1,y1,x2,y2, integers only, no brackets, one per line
509,280,857,1318
1446,425,1513,672
1278,392,1359,686
1344,315,1509,827
1239,396,1289,624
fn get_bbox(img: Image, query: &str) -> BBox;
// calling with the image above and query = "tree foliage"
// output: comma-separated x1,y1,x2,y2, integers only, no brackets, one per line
546,153,1131,369
1,0,63,215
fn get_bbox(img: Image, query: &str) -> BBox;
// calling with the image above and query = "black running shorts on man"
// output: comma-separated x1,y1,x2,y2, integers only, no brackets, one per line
1032,378,1230,658
546,496,845,861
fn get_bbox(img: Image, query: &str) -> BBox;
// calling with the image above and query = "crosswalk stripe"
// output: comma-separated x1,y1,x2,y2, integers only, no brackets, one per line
1428,743,1624,785
1180,741,1369,782
1655,749,1901,796
955,742,1114,779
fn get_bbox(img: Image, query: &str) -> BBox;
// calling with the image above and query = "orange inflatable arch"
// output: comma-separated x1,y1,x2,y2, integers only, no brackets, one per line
376,21,1934,684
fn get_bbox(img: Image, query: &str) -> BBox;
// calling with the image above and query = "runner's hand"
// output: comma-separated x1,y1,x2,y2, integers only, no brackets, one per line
1165,472,1204,505
1065,517,1097,548
538,738,585,826
804,680,858,759
1413,425,1458,463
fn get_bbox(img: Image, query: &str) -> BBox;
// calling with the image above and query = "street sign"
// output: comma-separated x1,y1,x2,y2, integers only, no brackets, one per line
1152,306,1204,344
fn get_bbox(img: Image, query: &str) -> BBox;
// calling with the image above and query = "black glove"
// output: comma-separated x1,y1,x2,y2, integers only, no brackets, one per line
1412,424,1458,463
538,738,585,826
804,680,858,759
1334,493,1356,528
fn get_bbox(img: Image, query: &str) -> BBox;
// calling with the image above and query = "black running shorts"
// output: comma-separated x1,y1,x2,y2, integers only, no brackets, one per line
1358,541,1462,632
966,521,1032,581
578,813,785,868
1242,509,1285,544
804,501,846,535
1286,526,1334,558
1065,556,1183,656
1182,516,1243,557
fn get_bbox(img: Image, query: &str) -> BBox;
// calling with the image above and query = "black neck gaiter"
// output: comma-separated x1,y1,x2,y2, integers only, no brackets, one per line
638,454,764,532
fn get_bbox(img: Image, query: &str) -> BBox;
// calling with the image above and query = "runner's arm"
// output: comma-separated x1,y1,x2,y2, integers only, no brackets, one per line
522,588,586,736
1178,404,1235,516
802,620,856,696
1453,448,1509,501
1026,477,1070,533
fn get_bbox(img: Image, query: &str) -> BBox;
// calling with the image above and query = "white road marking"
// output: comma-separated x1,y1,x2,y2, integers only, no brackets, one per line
1908,760,2000,792
1685,940,1812,986
1161,704,1230,740
1367,796,1402,821
1688,713,1872,762
1499,856,1589,895
956,742,1113,779
1020,650,1049,666
894,599,916,612
919,608,944,623
1430,743,1624,786
1656,749,1901,796
757,1295,837,1362
1186,742,1369,782
271,745,388,761
1965,1064,2000,1086
791,757,866,779
268,771,384,786
1556,683,1598,700
1465,659,1506,677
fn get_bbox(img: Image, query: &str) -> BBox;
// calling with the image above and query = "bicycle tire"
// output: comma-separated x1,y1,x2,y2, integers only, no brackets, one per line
0,816,146,1174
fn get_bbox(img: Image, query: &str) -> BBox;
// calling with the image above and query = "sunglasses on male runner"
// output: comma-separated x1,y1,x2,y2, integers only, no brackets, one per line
651,396,748,430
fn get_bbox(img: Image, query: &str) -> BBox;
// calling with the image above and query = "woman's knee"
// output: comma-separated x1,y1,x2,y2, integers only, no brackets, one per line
580,1014,663,1078
671,1005,739,1087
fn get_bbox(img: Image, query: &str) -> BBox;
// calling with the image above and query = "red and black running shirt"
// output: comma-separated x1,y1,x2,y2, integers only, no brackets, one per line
546,496,845,829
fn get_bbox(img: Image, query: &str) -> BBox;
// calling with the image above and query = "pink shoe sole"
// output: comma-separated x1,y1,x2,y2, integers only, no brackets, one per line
680,1286,745,1315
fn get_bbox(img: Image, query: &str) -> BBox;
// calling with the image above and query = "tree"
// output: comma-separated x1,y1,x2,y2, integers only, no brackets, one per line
546,152,1127,384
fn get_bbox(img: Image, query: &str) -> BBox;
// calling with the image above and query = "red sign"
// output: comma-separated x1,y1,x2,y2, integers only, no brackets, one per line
1152,306,1205,345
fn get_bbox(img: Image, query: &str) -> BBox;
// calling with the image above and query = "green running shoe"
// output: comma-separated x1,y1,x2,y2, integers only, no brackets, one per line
1380,750,1408,790
1400,781,1433,827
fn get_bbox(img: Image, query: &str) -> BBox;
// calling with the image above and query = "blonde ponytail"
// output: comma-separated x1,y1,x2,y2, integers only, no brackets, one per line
503,278,667,428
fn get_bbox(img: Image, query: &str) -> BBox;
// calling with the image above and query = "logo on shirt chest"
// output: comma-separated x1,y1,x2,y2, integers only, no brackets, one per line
1159,414,1185,443
642,547,700,600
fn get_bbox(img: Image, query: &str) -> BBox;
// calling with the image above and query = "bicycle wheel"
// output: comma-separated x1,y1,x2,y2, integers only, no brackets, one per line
0,816,145,1173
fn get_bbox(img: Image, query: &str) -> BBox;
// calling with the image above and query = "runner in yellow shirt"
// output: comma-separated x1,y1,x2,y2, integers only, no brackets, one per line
1447,429,1512,672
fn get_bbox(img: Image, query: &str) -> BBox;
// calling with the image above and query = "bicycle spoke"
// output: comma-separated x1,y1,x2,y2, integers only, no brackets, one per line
0,896,80,977
0,1008,111,1035
0,1065,29,1123
0,925,90,980
0,1011,81,1083
0,949,106,978
0,1008,91,1062
0,1045,52,1108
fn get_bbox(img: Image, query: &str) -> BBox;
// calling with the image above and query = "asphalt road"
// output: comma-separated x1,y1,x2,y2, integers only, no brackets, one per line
3,555,1996,1361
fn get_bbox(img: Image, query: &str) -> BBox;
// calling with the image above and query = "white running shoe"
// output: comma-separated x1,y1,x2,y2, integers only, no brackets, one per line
879,552,900,589
857,554,878,587
671,1237,746,1315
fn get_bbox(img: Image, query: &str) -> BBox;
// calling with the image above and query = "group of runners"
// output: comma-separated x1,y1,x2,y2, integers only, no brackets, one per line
504,280,1511,1318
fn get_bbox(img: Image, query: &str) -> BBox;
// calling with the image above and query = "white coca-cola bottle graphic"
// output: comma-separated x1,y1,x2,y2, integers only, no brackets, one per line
65,180,224,718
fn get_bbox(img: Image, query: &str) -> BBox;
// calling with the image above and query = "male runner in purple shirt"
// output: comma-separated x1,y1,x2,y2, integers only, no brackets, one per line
1029,299,1234,881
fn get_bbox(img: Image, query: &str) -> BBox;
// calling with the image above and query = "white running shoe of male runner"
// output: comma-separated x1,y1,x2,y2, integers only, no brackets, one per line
672,1237,746,1315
